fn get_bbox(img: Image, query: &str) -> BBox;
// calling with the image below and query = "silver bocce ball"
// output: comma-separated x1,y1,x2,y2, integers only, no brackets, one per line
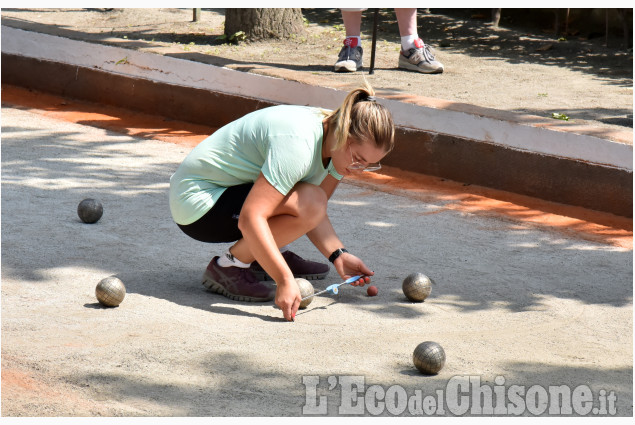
78,198,103,223
413,341,446,375
296,278,314,309
402,272,433,302
96,276,126,307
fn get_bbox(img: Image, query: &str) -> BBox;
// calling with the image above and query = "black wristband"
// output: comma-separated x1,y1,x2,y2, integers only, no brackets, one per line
328,248,348,263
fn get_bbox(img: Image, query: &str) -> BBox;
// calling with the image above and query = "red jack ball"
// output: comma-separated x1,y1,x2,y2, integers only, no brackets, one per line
367,285,378,297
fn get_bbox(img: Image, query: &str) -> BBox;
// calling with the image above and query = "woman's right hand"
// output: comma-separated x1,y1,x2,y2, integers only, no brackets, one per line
275,278,302,321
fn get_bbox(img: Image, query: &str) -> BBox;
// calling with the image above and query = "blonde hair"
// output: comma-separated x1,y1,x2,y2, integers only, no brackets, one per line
325,82,395,153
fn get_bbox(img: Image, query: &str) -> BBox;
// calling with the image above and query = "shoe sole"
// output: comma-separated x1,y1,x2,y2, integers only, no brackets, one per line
201,270,275,302
398,58,444,74
335,66,362,73
251,269,329,282
334,61,362,73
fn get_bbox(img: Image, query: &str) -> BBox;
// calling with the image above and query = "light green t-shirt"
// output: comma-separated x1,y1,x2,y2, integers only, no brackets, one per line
169,105,343,225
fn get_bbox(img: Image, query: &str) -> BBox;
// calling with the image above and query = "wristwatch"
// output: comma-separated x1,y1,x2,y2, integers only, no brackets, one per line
328,248,348,263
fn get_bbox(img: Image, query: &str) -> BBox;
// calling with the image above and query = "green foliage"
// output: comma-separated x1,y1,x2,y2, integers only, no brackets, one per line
231,31,246,42
551,113,570,121
217,31,246,44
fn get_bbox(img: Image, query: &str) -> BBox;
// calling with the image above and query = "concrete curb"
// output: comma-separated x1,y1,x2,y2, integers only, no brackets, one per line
2,26,632,217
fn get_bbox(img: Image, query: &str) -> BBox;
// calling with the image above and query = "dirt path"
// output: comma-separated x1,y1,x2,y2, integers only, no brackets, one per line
1,8,632,132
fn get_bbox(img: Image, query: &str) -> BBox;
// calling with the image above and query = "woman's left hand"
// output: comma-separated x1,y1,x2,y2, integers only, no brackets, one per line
333,252,373,286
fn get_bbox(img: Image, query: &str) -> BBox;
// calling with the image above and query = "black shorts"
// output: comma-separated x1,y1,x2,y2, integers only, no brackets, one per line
177,183,253,243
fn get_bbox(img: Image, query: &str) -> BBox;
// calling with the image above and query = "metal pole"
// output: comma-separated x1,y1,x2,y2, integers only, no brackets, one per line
369,9,379,75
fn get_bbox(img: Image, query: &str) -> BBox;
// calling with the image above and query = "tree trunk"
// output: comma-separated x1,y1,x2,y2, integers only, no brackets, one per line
225,8,304,41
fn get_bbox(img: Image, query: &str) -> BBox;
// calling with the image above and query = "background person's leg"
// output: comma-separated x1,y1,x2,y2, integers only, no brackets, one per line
395,8,444,73
334,9,365,72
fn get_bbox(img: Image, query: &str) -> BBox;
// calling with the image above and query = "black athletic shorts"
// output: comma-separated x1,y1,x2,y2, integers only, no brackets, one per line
177,183,253,243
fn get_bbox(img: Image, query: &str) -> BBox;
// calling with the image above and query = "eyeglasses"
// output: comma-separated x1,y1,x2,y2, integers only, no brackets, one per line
348,146,381,172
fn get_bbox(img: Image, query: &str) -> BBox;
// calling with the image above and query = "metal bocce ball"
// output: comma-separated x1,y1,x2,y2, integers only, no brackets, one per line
78,198,103,223
402,273,433,302
296,278,314,309
413,341,446,375
96,276,126,307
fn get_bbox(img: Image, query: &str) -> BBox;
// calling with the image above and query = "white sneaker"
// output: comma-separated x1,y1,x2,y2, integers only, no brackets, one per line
398,39,444,74
334,38,363,72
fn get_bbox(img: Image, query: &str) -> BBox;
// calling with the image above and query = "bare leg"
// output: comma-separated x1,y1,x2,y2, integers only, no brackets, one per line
342,10,363,37
395,8,444,73
230,183,327,264
395,8,417,37
335,10,365,72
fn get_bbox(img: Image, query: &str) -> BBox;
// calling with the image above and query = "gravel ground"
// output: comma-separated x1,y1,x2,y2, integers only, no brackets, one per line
1,105,632,416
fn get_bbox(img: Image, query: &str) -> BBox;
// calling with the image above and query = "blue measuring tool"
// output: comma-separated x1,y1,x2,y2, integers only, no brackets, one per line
301,275,363,302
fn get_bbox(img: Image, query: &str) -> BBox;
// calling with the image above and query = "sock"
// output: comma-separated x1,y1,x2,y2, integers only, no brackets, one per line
344,36,361,48
217,250,251,268
401,34,421,51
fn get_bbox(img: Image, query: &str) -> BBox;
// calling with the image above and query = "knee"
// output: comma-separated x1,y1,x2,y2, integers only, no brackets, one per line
296,184,327,226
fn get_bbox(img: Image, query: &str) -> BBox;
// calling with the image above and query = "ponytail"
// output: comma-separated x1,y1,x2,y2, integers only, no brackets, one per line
325,82,395,153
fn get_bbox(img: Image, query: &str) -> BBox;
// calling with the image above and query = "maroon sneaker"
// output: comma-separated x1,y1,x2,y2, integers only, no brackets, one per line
250,250,329,281
202,257,275,302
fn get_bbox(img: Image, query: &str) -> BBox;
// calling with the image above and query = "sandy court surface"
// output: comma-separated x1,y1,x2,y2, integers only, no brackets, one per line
1,103,632,416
